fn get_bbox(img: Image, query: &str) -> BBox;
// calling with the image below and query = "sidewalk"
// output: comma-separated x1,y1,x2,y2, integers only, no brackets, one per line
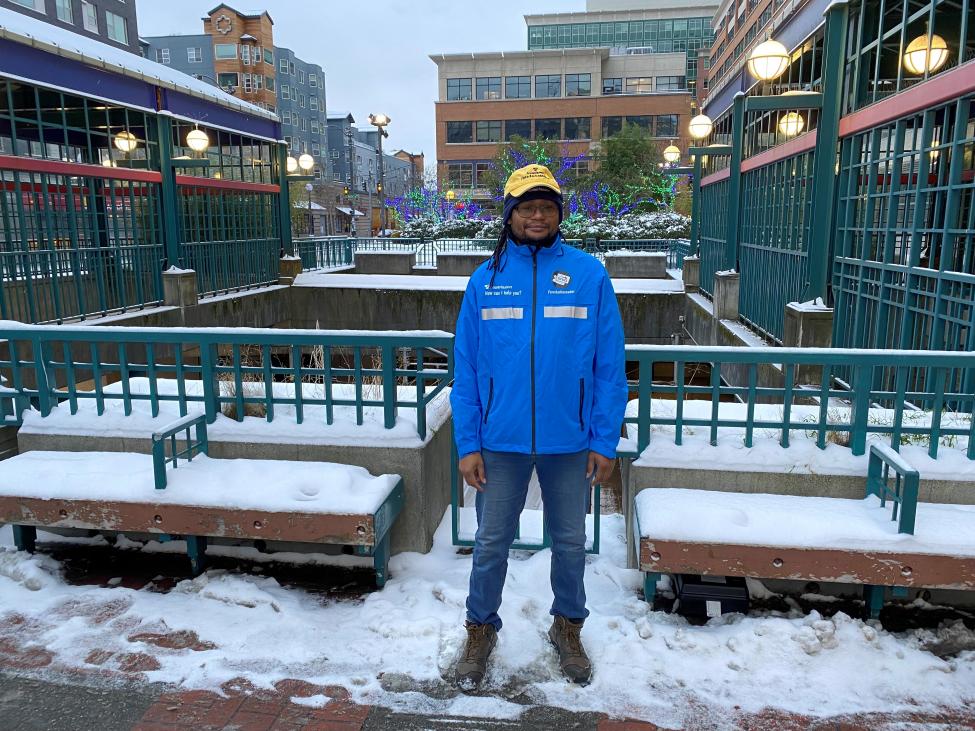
2,668,974,731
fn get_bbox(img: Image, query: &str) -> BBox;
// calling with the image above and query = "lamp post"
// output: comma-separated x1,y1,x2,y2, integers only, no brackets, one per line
305,182,314,235
345,125,357,238
368,113,390,236
367,172,374,236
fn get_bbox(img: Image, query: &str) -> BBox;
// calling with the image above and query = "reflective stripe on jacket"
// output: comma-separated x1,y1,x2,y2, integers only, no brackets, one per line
451,236,628,459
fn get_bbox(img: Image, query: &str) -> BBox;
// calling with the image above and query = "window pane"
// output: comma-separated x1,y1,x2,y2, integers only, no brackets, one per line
505,119,531,140
446,121,473,143
476,77,502,100
625,77,653,94
535,75,561,98
505,76,530,99
602,77,622,95
625,115,652,131
215,43,237,59
601,116,623,138
535,118,561,139
476,120,501,142
56,0,72,23
564,117,591,140
446,78,472,101
565,73,591,97
655,114,678,137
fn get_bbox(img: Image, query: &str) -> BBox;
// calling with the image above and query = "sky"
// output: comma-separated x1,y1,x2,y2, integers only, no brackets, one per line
135,1,585,170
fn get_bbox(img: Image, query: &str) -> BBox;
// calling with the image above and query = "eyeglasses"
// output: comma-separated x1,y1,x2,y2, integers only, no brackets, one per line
513,202,559,218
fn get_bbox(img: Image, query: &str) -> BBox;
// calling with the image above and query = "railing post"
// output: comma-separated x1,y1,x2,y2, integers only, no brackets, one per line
155,114,182,269
724,92,746,271
804,0,849,302
849,364,871,456
690,152,702,255
277,142,294,257
382,343,398,430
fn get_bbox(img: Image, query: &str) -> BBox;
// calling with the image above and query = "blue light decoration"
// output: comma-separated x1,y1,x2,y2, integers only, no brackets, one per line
387,185,487,226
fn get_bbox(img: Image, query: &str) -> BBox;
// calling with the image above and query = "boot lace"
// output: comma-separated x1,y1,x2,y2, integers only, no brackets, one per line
464,625,488,661
563,622,584,657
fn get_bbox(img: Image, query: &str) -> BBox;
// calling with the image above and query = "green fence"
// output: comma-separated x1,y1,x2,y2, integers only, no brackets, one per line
623,344,975,461
0,322,454,441
294,237,354,271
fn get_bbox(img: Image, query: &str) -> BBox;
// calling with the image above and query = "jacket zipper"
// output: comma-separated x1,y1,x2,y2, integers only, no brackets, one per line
530,249,538,455
579,378,585,431
483,378,494,424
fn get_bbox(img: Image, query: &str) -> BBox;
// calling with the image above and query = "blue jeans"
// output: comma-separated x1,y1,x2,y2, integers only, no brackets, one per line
466,449,591,630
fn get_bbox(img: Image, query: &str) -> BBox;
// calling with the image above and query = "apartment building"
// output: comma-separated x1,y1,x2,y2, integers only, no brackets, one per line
431,0,717,197
2,0,139,53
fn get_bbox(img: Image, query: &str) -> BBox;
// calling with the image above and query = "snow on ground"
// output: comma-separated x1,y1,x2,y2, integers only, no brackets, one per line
1,513,974,727
19,380,452,448
628,398,975,480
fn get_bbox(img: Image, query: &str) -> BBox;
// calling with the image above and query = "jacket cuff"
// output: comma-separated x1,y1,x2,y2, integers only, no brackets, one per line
588,438,618,460
456,441,482,460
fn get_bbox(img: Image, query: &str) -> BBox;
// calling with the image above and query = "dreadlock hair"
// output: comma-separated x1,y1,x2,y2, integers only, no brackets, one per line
487,221,510,289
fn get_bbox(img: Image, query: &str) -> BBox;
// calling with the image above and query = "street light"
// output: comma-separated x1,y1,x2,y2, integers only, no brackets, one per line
114,130,139,153
186,128,210,154
663,145,681,164
903,33,949,75
298,153,314,173
305,182,314,236
747,39,790,81
286,156,299,174
688,114,713,140
778,112,805,136
368,113,391,236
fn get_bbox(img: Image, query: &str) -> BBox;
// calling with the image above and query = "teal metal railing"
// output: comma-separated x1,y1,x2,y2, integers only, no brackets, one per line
151,413,209,490
0,322,454,440
294,236,354,271
622,344,975,461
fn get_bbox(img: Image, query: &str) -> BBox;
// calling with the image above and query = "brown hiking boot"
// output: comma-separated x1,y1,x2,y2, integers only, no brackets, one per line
455,621,497,690
548,616,592,684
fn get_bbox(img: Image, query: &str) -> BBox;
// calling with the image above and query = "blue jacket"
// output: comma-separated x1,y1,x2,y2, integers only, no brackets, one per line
451,236,628,459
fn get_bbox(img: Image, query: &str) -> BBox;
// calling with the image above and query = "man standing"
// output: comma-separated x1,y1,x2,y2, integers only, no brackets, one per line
450,164,628,688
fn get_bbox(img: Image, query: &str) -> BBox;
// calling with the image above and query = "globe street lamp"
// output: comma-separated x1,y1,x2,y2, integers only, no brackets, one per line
286,156,299,174
688,114,713,141
747,39,790,81
778,112,805,137
186,128,210,154
663,145,681,164
298,153,315,173
368,113,390,236
903,33,949,75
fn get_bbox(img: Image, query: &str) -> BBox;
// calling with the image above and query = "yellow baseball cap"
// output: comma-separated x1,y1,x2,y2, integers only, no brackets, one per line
503,164,562,199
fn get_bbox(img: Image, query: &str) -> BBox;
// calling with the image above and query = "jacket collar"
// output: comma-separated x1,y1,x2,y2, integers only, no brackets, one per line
507,234,565,259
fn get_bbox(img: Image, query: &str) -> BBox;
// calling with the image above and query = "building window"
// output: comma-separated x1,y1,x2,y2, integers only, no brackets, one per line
284,136,292,149
13,0,45,12
602,77,622,95
476,120,502,143
602,116,623,137
309,73,317,88
564,117,591,140
331,150,340,158
241,45,251,65
55,0,72,23
279,58,289,74
475,162,492,186
81,1,97,32
298,69,305,84
289,62,296,75
535,75,561,98
265,76,275,92
215,43,237,59
625,115,652,131
242,74,253,93
476,77,502,100
565,159,590,178
263,48,273,64
254,74,263,90
535,118,562,139
655,114,678,137
299,94,306,108
281,110,291,125
187,47,203,63
218,72,238,90
155,48,170,64
625,77,653,94
655,76,685,91
565,73,591,97
505,76,531,99
310,119,319,133
446,121,473,144
446,78,472,101
281,85,290,100
447,162,473,187
505,119,531,141
310,97,318,111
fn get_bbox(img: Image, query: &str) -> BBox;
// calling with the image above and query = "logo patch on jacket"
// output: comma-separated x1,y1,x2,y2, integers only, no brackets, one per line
552,271,571,288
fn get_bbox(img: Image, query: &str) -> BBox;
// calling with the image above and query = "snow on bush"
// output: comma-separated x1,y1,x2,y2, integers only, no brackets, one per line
400,215,488,240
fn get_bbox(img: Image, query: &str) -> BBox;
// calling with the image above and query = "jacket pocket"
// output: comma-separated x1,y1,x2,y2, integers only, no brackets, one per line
578,378,585,431
483,378,495,424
